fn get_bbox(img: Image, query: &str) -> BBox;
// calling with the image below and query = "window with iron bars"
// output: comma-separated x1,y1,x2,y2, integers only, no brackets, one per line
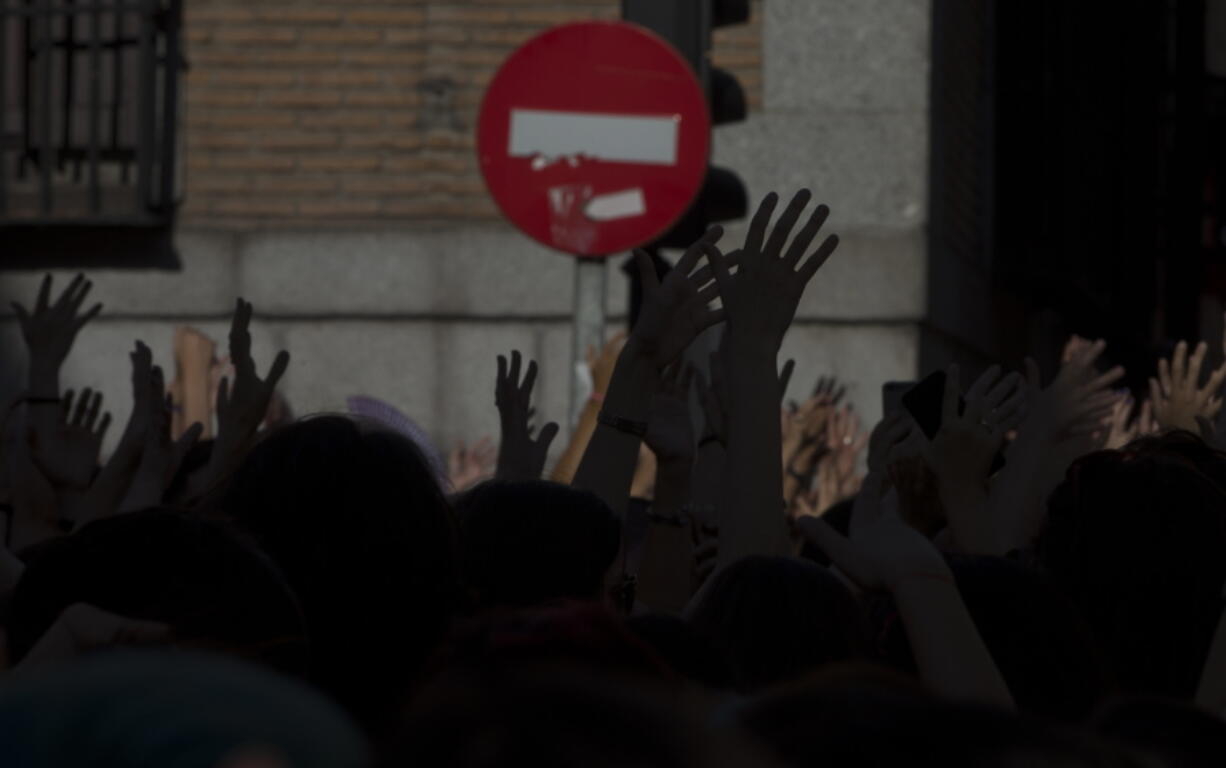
1,0,183,265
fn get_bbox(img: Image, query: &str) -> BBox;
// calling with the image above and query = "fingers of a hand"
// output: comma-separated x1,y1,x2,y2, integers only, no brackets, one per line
966,364,1002,402
132,339,152,370
85,390,102,427
216,377,230,417
75,303,103,331
11,302,31,333
633,248,661,294
536,422,560,457
61,389,75,420
779,359,796,396
520,359,539,399
35,274,52,313
984,371,1023,409
95,411,113,441
1024,357,1041,391
744,191,779,260
1188,341,1208,385
150,365,166,403
797,233,839,285
509,350,523,389
694,306,727,334
1157,357,1173,395
57,274,85,311
701,242,734,296
941,365,960,426
688,249,740,286
1087,366,1126,394
785,199,832,268
1204,363,1226,398
1171,340,1189,384
676,225,724,276
169,423,205,477
496,354,508,389
763,188,812,260
261,350,291,393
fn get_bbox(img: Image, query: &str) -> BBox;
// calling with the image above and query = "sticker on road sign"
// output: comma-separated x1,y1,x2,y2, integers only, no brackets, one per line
477,21,711,257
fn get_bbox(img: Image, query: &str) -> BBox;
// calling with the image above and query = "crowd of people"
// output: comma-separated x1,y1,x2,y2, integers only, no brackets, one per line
2,189,1226,766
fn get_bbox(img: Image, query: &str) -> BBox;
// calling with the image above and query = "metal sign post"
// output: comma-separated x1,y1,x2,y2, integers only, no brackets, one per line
570,257,607,428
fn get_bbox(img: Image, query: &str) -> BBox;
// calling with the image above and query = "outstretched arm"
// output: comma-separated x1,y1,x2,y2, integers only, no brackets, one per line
798,478,1014,709
572,230,726,517
703,190,840,567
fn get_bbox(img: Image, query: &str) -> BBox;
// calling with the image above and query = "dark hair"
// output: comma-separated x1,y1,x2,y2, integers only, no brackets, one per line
429,601,672,682
214,414,459,735
1094,696,1226,768
6,509,308,674
454,480,620,609
687,555,865,693
392,658,765,768
739,669,1139,768
1036,434,1226,699
882,554,1105,721
624,613,734,690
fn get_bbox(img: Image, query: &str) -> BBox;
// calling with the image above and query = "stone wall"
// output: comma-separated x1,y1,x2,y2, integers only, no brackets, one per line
0,0,930,460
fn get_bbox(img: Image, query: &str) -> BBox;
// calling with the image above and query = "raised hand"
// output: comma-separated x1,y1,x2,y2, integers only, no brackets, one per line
645,362,697,465
206,299,290,483
1025,339,1123,440
814,404,867,511
797,474,946,591
924,366,1014,553
699,191,840,566
1150,340,1226,433
702,190,839,349
120,365,203,513
448,436,496,492
812,375,846,406
796,473,1014,708
629,228,728,369
12,274,103,385
30,388,111,490
495,351,559,481
868,409,920,474
1103,393,1155,449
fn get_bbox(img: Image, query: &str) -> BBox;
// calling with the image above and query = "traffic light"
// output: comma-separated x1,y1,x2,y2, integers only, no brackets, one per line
622,0,750,249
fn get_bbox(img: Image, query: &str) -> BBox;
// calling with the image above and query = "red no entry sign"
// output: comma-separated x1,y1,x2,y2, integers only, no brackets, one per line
477,21,711,257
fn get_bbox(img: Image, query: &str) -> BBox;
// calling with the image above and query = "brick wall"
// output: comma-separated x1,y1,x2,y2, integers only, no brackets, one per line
181,1,763,226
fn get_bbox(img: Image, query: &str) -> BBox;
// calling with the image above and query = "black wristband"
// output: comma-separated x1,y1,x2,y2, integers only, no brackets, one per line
597,411,648,438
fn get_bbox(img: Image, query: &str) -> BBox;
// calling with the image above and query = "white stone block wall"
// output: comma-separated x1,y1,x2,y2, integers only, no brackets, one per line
0,0,932,458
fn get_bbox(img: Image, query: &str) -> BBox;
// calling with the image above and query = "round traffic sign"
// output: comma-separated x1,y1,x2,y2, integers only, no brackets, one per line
477,21,711,257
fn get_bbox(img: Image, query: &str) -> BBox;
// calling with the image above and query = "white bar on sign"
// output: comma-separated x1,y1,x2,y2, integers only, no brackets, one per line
509,109,678,166
585,188,646,221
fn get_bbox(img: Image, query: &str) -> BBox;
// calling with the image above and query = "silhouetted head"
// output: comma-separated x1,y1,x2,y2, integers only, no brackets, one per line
454,480,620,609
392,650,766,768
624,613,733,690
739,668,1137,768
0,650,368,768
686,556,865,693
6,509,307,675
1037,432,1226,699
215,414,459,736
1094,696,1226,768
871,554,1105,721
